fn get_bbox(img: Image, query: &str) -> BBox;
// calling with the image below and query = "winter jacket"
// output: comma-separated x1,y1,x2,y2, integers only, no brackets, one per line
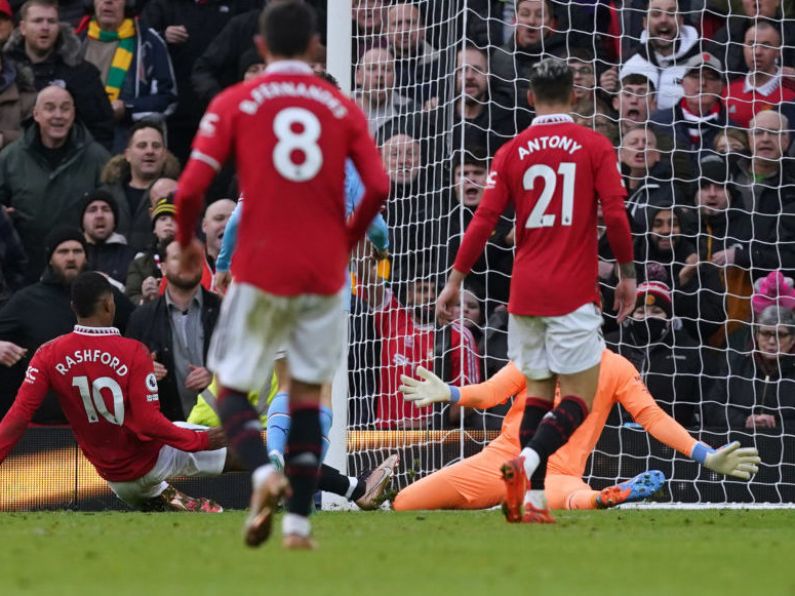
5,25,115,150
99,152,181,252
0,268,133,422
78,17,178,150
732,165,795,281
190,8,259,106
125,249,159,305
704,349,795,430
0,57,36,150
650,101,737,168
619,25,702,110
606,325,709,427
0,207,27,305
0,122,110,283
142,0,260,128
85,232,138,284
125,287,221,421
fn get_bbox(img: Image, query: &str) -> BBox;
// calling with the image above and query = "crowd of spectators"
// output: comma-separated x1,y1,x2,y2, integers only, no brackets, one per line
0,0,792,437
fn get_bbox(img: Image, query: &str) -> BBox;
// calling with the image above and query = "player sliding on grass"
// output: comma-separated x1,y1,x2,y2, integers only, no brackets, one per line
175,1,389,548
437,57,636,523
394,344,761,512
0,272,229,512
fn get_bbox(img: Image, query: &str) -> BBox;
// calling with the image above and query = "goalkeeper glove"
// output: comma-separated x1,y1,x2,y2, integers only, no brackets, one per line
399,366,460,407
692,441,761,480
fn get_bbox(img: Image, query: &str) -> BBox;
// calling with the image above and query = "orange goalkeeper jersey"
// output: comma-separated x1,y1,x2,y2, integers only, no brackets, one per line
458,349,697,478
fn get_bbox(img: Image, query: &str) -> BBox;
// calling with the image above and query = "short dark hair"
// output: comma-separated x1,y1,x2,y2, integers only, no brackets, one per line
71,272,113,318
315,70,340,89
451,148,489,175
529,58,573,105
127,119,165,145
259,0,318,58
20,0,58,20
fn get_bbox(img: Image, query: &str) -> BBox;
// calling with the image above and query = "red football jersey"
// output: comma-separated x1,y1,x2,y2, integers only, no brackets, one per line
176,61,389,296
373,291,481,428
0,326,210,482
454,114,632,316
724,78,795,128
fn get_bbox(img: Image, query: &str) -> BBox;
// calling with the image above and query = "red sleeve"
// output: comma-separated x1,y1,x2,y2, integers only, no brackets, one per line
345,102,390,249
594,138,633,264
124,344,210,452
453,145,512,275
0,347,51,464
449,325,481,386
176,94,236,246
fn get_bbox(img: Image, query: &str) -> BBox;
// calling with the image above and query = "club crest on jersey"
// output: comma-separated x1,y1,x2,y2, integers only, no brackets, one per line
199,113,219,137
24,366,39,384
486,171,498,189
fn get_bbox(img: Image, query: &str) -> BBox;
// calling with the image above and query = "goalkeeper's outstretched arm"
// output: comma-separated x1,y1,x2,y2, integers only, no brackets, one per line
615,357,761,480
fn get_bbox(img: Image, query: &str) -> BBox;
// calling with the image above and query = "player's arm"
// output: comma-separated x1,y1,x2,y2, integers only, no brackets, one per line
438,150,511,320
594,138,635,322
216,200,241,274
124,345,214,452
615,356,760,480
345,107,391,250
346,161,389,256
176,96,235,248
400,360,525,409
0,348,51,464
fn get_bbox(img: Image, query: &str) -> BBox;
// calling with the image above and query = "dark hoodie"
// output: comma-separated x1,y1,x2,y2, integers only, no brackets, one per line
5,24,115,150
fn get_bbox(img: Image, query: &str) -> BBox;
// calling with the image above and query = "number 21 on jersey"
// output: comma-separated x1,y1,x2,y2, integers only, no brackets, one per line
523,162,576,229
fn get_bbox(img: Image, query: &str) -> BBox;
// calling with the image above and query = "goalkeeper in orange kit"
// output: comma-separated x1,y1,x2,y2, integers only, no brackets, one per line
394,349,761,511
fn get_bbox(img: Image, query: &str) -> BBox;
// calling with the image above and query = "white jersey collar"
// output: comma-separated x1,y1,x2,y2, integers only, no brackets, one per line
265,60,314,76
532,113,575,126
74,325,121,336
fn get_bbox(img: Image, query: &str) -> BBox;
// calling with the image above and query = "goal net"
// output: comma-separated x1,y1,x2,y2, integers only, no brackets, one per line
341,0,795,505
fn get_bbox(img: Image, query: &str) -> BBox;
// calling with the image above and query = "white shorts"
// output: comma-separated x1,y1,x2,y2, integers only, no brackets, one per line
108,437,227,507
508,302,604,380
208,282,345,389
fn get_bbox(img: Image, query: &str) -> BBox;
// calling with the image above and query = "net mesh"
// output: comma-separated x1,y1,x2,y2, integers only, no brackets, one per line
346,0,795,503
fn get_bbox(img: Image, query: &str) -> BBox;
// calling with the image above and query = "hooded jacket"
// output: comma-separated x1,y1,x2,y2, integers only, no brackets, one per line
5,24,115,150
619,24,701,110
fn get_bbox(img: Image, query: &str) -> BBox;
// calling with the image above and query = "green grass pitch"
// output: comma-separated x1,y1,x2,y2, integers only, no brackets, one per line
0,509,792,596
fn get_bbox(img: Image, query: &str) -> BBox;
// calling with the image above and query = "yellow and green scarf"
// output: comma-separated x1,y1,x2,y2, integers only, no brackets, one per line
88,18,136,102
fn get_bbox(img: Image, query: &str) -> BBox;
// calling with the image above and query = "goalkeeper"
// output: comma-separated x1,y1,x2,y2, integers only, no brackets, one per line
394,348,760,511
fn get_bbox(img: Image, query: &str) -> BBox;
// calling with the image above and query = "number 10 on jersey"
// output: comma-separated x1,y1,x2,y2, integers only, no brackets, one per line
523,162,576,229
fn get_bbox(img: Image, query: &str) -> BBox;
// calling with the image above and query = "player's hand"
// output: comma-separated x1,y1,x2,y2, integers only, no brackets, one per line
141,276,159,303
165,25,189,44
703,441,761,480
399,366,451,407
745,414,777,429
151,353,168,381
178,238,204,276
206,426,226,450
214,270,232,296
185,365,212,392
0,341,26,367
613,277,637,324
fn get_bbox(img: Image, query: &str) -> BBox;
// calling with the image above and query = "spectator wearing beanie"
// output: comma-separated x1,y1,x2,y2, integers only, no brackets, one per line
81,189,136,284
0,226,133,422
125,197,176,305
606,280,712,427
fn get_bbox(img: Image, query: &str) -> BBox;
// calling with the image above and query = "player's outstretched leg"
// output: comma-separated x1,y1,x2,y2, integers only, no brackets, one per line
355,453,400,510
595,470,666,509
